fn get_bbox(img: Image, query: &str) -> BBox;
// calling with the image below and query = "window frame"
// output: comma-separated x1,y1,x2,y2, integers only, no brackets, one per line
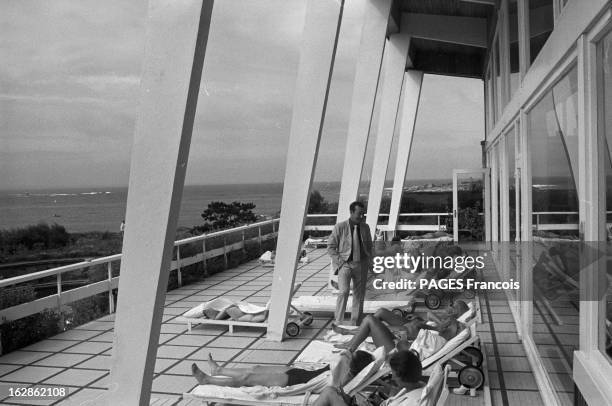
573,10,612,406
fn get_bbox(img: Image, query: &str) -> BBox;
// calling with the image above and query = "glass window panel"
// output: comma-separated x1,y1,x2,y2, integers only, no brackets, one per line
507,131,517,241
506,129,519,302
496,146,501,242
528,65,579,404
397,76,483,237
529,0,554,64
599,29,612,363
486,66,494,132
509,0,520,97
494,36,502,117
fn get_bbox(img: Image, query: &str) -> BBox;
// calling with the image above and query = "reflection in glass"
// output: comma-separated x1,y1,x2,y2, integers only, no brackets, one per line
509,0,520,97
494,36,502,117
529,0,554,64
486,66,494,130
599,30,612,363
457,172,486,244
506,128,519,303
507,132,517,241
528,65,579,404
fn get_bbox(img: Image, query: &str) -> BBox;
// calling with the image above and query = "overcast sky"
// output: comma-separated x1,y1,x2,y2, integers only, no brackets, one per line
1,0,484,190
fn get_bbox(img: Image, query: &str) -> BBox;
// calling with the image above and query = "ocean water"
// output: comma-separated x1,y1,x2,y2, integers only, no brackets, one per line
0,179,459,233
0,184,289,233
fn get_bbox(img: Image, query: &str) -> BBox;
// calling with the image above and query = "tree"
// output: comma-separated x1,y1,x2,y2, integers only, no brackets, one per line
308,190,329,214
195,201,257,232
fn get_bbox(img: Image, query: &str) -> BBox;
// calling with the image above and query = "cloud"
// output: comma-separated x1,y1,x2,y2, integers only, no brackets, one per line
72,74,140,92
0,0,484,190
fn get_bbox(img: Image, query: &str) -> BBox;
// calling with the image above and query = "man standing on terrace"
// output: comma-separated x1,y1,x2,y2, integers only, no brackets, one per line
328,201,373,326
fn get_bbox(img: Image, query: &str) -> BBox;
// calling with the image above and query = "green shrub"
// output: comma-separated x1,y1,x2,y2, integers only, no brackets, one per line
1,223,70,255
0,286,61,353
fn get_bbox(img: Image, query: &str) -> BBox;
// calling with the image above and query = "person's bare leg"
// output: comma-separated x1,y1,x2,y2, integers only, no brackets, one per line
312,387,351,406
334,315,395,352
192,363,242,387
331,323,359,335
333,317,372,350
374,308,409,326
207,353,289,377
192,363,288,387
426,311,443,325
207,355,253,379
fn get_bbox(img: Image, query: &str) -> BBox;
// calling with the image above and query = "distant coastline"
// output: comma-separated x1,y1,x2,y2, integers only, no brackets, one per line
0,177,570,234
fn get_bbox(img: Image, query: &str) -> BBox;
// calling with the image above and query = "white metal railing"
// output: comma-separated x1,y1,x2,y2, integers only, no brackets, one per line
391,213,454,232
304,212,488,233
303,212,456,232
304,211,593,233
2,209,599,329
0,218,280,326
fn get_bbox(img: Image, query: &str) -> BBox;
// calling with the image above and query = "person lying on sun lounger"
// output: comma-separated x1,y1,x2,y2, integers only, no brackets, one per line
331,301,471,359
313,350,424,406
371,300,469,333
191,350,373,388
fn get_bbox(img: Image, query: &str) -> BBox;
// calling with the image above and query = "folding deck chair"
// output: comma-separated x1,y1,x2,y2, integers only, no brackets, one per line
417,303,485,396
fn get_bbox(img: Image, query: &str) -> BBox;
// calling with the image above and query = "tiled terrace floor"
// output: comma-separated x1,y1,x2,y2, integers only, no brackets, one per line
0,248,543,405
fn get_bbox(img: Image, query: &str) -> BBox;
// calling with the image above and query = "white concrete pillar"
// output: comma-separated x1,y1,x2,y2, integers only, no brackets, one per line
337,0,393,221
365,34,411,234
107,1,214,404
387,71,423,232
267,0,344,342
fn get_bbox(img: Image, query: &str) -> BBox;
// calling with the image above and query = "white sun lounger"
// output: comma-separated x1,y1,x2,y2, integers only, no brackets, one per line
259,250,309,267
183,347,390,405
420,302,482,371
183,361,452,406
179,283,306,334
292,295,415,314
304,237,329,248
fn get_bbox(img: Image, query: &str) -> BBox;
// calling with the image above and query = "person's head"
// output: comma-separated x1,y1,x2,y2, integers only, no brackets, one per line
452,300,469,316
349,350,373,377
389,350,422,386
349,201,365,223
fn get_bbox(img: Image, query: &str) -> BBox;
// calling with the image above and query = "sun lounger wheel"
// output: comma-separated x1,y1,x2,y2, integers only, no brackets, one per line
302,312,314,326
285,322,301,337
458,366,484,389
461,346,483,367
425,294,441,310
